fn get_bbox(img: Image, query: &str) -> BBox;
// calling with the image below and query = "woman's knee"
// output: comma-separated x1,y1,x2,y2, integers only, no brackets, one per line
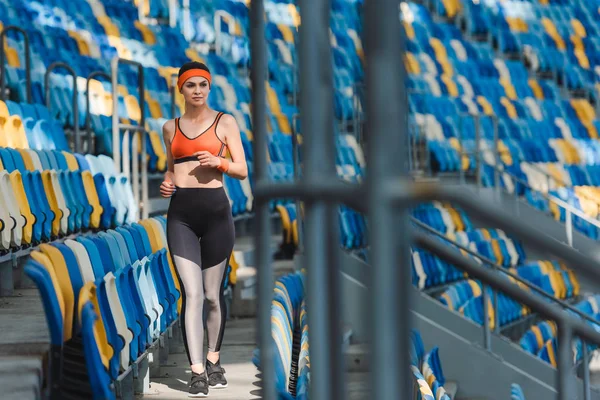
204,288,221,307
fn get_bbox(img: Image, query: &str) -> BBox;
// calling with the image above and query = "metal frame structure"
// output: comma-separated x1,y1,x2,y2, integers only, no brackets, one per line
453,112,600,247
45,62,80,153
170,73,178,119
0,25,31,104
111,57,148,220
85,71,112,154
251,1,600,400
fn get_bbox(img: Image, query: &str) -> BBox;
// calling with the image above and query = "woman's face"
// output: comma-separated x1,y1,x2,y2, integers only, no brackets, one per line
180,75,210,107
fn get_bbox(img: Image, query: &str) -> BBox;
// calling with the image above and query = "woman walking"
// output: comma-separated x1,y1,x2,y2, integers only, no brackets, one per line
160,61,248,397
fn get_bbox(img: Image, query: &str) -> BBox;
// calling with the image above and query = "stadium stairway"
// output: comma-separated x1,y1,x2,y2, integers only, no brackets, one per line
337,244,599,400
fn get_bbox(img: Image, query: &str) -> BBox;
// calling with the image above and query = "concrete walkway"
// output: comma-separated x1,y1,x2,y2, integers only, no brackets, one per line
141,317,261,400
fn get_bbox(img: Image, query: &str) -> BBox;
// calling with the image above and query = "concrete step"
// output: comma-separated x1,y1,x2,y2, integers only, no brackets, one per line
0,356,44,400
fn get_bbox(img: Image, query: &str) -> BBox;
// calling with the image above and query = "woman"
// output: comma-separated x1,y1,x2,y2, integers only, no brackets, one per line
160,61,248,398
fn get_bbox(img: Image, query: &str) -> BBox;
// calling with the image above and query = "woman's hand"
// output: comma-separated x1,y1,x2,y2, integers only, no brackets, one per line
160,173,176,198
194,150,222,169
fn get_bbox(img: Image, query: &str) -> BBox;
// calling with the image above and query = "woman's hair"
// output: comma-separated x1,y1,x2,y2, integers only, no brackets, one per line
178,61,211,78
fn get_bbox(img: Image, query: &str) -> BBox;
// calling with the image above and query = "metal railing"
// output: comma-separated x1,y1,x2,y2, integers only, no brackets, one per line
170,73,178,119
45,62,80,153
451,112,600,247
85,71,112,154
111,58,148,220
491,162,600,247
250,1,600,400
0,26,31,103
412,217,600,345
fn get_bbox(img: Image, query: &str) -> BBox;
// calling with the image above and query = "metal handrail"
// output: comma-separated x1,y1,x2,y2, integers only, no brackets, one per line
455,111,600,213
252,157,600,400
45,62,80,153
170,73,178,119
111,57,147,220
413,230,597,399
85,71,111,154
412,217,600,330
0,26,31,103
483,157,600,247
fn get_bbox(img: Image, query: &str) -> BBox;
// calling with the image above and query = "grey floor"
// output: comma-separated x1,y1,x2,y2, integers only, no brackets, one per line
141,317,370,400
140,318,261,400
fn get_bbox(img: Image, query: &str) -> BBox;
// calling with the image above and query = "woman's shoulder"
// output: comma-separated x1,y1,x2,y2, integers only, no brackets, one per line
217,111,237,125
162,119,176,139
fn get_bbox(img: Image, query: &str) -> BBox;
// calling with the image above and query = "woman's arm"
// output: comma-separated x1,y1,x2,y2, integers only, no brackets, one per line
160,120,177,197
221,114,248,180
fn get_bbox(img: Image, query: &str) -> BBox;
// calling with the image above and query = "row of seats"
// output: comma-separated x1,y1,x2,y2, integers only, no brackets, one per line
458,0,600,94
400,1,600,242
25,215,181,399
520,294,600,368
0,148,137,251
410,329,451,400
410,202,581,329
252,270,308,400
439,261,579,330
1,0,300,187
411,328,530,399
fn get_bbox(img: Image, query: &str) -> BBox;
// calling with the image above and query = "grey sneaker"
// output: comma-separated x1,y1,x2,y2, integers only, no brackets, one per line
189,371,209,397
206,359,228,389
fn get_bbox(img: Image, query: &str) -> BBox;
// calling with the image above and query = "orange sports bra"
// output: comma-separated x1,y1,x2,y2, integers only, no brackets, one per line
171,112,227,164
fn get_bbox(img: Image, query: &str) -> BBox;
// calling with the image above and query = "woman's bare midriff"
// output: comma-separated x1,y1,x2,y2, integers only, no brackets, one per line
173,160,224,188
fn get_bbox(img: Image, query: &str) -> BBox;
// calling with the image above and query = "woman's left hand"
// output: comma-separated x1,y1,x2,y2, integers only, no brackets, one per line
194,151,222,168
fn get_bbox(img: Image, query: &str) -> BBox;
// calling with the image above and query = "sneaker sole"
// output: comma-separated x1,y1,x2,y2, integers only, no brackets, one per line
211,383,228,389
188,393,208,398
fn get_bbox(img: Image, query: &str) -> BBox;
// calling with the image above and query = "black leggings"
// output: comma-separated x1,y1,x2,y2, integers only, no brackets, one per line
166,186,235,365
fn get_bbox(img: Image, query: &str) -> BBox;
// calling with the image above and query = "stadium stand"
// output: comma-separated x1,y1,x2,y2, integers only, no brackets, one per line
402,0,600,240
7,0,600,398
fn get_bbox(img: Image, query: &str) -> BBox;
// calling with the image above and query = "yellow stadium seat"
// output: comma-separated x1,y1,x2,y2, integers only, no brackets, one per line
5,115,29,148
148,131,167,171
17,149,35,171
278,24,295,43
134,21,157,45
476,96,495,116
5,46,20,68
429,38,453,75
528,79,544,100
124,95,141,122
441,75,459,97
42,171,64,237
500,78,518,100
0,100,9,119
97,16,120,37
146,96,162,119
0,123,7,147
30,251,69,339
68,30,91,56
541,18,566,50
78,281,113,368
500,97,518,119
62,152,80,172
571,18,587,38
81,171,103,229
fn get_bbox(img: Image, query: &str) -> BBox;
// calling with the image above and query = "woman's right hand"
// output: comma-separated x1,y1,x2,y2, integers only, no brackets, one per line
160,178,176,198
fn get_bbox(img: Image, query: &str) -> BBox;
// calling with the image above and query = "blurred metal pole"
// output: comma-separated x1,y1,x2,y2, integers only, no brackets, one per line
557,321,573,400
364,0,410,399
249,1,275,399
297,0,344,398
